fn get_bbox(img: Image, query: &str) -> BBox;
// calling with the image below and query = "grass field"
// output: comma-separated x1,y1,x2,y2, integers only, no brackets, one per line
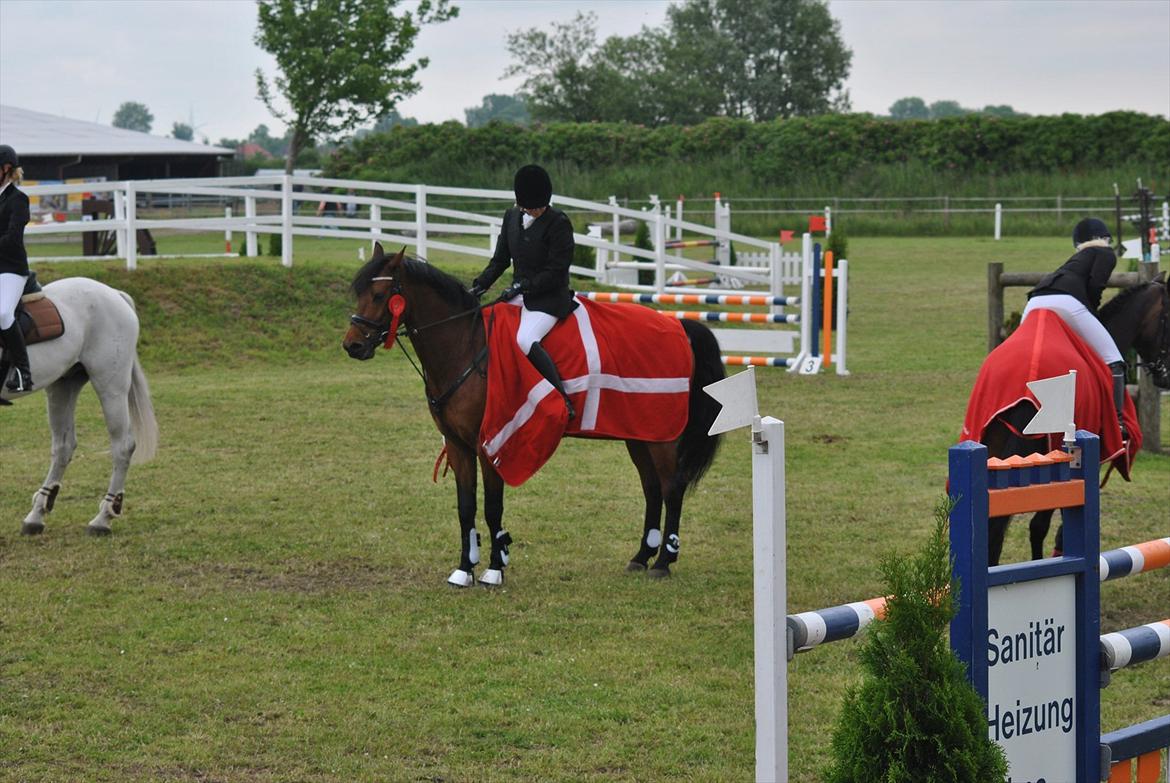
2,234,1167,782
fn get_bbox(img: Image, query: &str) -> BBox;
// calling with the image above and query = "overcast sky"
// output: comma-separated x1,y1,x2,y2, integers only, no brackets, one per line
1,0,1167,144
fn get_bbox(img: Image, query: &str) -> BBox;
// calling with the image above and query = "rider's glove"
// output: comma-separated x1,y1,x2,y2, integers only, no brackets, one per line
500,282,524,301
468,281,487,299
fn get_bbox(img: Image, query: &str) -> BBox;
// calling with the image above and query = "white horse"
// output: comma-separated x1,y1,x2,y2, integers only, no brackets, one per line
1,277,158,535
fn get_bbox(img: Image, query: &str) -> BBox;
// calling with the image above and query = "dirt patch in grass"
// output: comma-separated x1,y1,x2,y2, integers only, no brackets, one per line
166,557,431,595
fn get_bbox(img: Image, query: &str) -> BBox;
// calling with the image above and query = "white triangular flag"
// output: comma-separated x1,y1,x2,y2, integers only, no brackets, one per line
1023,370,1077,443
704,367,759,435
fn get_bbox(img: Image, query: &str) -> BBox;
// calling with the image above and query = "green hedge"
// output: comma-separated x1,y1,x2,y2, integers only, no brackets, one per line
326,112,1168,189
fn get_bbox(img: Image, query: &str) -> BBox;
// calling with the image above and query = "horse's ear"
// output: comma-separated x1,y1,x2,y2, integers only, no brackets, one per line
372,242,385,261
387,246,406,271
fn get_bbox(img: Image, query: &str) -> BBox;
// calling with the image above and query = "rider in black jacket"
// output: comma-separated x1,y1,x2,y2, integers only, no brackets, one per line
470,165,578,419
0,144,33,395
1026,217,1126,437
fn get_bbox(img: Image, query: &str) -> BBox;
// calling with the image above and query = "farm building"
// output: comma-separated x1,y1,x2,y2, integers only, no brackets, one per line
0,104,232,182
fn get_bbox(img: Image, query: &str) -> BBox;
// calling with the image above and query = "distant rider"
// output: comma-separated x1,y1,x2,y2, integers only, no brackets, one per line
0,143,33,395
470,164,578,419
1024,217,1126,437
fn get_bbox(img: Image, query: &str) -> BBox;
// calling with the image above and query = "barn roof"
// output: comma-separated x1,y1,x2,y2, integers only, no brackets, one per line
0,104,233,157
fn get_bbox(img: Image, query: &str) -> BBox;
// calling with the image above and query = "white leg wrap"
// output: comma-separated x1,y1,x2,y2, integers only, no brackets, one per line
468,528,480,566
479,569,504,587
646,528,662,548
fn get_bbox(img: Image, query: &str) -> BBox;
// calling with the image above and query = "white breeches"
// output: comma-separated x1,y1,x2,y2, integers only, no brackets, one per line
1023,294,1123,365
0,272,27,330
516,302,558,354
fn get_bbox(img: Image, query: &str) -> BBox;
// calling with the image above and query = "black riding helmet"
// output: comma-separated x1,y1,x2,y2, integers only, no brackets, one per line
0,144,18,169
1072,217,1111,247
514,164,552,209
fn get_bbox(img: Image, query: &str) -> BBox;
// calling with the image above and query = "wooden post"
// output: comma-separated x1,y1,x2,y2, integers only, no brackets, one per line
988,262,1004,352
1136,261,1162,453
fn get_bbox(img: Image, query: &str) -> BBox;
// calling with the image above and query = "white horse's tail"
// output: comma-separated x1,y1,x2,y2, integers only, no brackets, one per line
128,357,158,463
117,290,159,464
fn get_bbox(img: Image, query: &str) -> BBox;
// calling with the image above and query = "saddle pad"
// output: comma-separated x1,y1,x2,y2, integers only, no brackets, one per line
480,296,693,487
960,308,1140,479
18,297,65,345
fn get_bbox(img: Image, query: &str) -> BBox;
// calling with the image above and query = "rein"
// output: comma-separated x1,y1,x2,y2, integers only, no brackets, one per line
349,275,491,410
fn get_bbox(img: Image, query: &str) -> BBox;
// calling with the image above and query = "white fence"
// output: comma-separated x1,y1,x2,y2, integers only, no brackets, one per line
23,175,848,373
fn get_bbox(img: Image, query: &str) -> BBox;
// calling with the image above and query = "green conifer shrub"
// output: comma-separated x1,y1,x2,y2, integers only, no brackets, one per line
633,220,654,286
824,501,1007,783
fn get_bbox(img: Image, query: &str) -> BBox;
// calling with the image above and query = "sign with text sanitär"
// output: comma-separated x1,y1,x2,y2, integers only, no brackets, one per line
950,419,1101,783
987,575,1078,783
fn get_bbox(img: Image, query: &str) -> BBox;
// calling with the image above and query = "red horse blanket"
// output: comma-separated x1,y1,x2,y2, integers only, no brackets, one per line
480,297,693,487
960,308,1140,479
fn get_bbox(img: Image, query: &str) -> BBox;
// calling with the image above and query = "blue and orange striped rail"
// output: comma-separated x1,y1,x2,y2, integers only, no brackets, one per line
1101,620,1170,671
581,292,798,307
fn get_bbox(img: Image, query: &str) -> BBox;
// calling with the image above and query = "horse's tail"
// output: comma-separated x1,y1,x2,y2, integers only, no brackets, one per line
117,290,159,464
677,319,724,491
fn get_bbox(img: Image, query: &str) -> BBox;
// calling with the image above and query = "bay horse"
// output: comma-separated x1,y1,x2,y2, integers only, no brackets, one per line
2,277,158,535
977,275,1169,565
342,245,725,587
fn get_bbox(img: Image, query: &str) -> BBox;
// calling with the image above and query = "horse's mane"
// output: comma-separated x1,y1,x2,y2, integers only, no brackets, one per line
1099,280,1160,322
351,255,478,311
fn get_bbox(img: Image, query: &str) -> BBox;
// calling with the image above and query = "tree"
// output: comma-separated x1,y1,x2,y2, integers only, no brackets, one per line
248,124,286,156
929,100,968,119
981,104,1024,118
371,109,419,132
889,97,929,120
505,1,851,124
663,0,852,120
825,501,1007,782
171,122,194,141
254,0,457,174
464,94,530,127
112,101,154,133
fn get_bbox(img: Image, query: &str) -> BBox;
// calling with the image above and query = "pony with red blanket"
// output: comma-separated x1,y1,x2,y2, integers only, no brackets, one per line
343,245,725,587
961,274,1169,565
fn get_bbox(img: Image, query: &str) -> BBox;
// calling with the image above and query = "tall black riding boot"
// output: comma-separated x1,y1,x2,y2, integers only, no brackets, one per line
1108,360,1127,441
1,323,33,393
526,341,575,420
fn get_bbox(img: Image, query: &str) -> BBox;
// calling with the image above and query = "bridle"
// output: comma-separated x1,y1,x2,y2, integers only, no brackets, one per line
348,274,491,409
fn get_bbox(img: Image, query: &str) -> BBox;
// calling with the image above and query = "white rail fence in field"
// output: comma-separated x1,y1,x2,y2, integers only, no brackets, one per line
22,175,848,373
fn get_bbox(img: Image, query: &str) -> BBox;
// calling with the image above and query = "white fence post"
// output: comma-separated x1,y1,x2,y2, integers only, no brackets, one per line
608,196,621,277
281,175,293,268
835,259,849,376
676,195,684,240
824,206,832,237
370,203,382,249
415,184,428,260
994,202,1002,241
245,197,257,257
224,207,233,254
113,187,126,260
752,415,788,783
717,200,732,266
769,242,783,318
654,207,667,293
798,234,813,363
125,181,137,271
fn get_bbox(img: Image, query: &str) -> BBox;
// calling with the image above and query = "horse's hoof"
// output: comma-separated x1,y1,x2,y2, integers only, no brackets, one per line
447,569,474,588
86,524,112,537
648,566,671,579
21,521,44,536
479,569,504,587
625,561,648,573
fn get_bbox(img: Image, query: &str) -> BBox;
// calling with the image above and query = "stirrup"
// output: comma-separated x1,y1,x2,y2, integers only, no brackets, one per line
6,367,33,393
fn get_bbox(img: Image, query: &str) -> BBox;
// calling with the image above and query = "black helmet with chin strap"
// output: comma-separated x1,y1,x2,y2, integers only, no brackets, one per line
0,144,18,169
